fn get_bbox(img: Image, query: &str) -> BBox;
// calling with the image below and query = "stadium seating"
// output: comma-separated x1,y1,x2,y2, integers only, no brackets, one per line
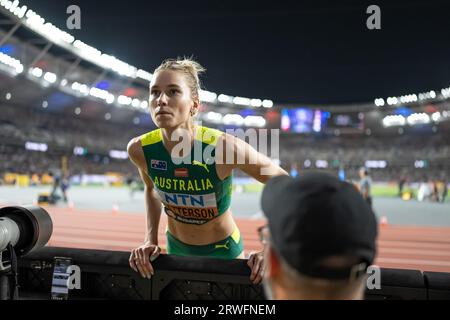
1,101,449,183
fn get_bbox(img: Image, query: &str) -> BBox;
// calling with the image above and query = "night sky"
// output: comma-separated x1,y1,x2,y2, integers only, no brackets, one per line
19,0,450,104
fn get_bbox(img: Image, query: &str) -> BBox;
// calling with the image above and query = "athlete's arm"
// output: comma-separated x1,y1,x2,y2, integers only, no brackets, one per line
216,133,288,182
127,137,162,278
216,133,288,284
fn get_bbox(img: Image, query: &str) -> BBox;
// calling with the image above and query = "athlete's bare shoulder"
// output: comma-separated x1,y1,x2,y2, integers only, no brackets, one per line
127,136,145,168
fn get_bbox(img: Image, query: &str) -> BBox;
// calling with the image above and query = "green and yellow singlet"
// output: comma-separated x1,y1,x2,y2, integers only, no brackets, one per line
140,126,233,225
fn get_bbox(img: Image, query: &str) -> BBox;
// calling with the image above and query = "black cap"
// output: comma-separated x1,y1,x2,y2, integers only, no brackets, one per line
261,172,378,280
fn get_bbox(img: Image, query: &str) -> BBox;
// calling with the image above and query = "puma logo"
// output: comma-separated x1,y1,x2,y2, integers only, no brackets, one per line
192,160,210,173
215,240,230,250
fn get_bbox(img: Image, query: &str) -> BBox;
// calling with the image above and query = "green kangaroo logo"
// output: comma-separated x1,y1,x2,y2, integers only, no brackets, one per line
215,240,230,250
192,160,210,173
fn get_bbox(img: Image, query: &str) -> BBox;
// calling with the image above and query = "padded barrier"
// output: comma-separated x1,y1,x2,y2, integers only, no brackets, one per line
424,271,450,300
15,247,450,300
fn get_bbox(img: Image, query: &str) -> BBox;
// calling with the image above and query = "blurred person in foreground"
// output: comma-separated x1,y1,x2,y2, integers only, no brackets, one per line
260,172,378,300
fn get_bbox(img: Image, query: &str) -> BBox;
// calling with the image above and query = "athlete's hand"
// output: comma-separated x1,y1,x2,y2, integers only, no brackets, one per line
129,242,161,279
247,251,265,285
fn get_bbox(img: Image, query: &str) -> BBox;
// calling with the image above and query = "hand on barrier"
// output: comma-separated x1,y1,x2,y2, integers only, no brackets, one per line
129,242,161,279
247,251,265,285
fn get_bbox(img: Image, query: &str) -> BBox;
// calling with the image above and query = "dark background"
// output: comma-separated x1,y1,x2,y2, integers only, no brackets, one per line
20,0,450,104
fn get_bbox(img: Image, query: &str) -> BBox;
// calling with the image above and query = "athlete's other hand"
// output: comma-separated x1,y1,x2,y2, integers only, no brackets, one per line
129,242,161,278
247,251,265,285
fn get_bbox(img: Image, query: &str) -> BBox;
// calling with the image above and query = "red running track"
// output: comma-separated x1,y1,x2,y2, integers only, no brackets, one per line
16,206,450,273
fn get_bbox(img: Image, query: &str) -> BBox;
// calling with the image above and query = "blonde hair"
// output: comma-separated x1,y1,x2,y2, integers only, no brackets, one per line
154,57,206,100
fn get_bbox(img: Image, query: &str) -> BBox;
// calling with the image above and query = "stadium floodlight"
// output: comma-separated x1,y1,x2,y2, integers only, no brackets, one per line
25,141,48,152
43,22,75,44
431,112,441,122
233,96,251,106
118,95,132,106
79,84,89,95
365,160,387,169
304,159,311,168
407,113,430,125
223,114,244,126
199,90,217,103
262,99,273,108
132,98,141,108
89,87,104,98
15,64,23,74
43,71,57,83
106,94,115,104
71,82,80,90
104,113,111,120
441,87,450,98
29,67,43,78
42,101,48,108
382,115,406,127
70,82,89,95
0,1,28,19
73,146,87,156
137,69,152,82
315,160,328,168
89,87,115,105
218,94,233,103
0,52,24,74
387,97,399,105
140,101,149,109
244,115,266,127
9,1,147,81
418,90,437,100
399,94,416,103
25,9,45,26
73,40,102,58
414,160,426,168
205,111,223,124
374,98,385,107
251,99,262,107
6,92,11,100
100,54,137,78
109,150,128,159
60,79,68,86
312,110,322,132
74,107,81,115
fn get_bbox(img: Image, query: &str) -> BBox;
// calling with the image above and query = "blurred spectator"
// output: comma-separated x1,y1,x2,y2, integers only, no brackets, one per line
359,167,373,208
260,172,378,300
417,176,433,202
0,102,449,183
398,174,407,197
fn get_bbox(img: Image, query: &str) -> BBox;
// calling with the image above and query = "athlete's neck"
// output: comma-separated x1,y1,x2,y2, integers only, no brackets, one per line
160,123,196,156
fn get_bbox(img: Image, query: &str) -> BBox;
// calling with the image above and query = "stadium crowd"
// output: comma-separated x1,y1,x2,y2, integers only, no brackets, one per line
1,103,449,187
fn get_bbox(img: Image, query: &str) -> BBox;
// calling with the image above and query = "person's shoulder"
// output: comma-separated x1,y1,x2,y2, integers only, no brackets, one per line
127,136,142,159
195,125,225,146
139,128,163,147
127,130,159,167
